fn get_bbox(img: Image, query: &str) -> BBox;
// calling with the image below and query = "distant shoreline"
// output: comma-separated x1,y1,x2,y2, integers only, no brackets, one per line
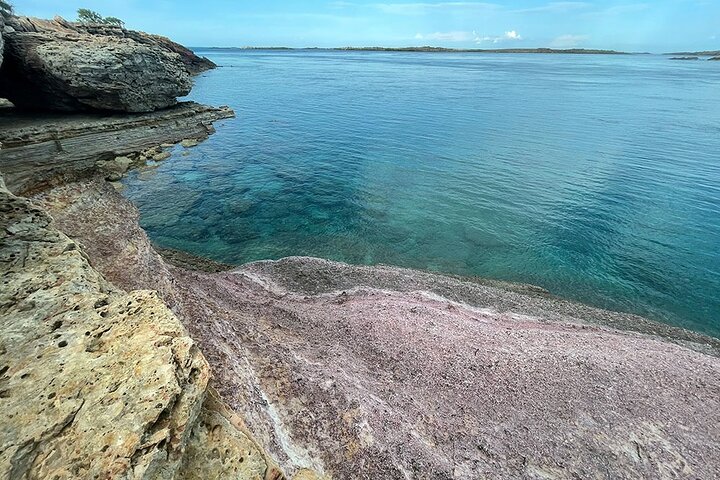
200,46,634,55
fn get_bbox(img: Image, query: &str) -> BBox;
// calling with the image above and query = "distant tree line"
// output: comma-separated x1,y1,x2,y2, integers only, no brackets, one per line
77,8,124,27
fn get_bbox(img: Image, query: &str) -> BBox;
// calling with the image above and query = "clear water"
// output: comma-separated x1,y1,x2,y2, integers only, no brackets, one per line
122,50,720,337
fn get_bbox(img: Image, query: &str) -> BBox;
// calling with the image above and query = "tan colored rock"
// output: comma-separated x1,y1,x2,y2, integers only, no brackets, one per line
38,176,720,479
153,151,172,161
0,180,236,479
0,176,299,479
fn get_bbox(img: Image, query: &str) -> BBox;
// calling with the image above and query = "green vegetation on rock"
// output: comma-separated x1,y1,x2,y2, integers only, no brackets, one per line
77,8,124,27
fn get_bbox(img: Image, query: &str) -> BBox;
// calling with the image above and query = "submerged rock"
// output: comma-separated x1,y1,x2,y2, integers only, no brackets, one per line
0,16,215,112
180,138,199,148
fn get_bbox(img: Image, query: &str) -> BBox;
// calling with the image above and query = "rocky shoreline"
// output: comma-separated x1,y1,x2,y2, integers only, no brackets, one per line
20,175,720,479
2,12,720,480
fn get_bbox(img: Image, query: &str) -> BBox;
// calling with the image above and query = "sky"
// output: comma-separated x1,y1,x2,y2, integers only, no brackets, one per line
11,1,720,52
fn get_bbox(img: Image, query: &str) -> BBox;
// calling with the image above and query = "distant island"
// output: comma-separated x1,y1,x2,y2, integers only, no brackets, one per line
665,50,720,56
208,46,631,55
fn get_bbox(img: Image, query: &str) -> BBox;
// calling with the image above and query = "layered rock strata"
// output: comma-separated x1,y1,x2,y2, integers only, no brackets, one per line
0,16,213,112
0,102,234,195
33,177,720,479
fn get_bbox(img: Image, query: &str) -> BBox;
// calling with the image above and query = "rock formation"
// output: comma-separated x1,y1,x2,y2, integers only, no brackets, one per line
0,16,214,112
2,11,719,479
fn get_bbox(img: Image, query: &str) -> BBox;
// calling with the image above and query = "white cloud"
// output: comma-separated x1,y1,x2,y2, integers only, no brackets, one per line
475,30,523,44
415,31,476,42
550,34,589,47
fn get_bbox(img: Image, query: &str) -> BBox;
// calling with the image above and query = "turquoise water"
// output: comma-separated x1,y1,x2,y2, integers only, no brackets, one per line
123,50,720,336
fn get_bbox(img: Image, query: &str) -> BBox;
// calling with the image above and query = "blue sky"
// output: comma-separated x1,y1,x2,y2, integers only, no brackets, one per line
12,1,719,52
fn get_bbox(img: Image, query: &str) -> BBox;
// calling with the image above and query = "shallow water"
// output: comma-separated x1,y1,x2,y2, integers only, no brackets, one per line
123,50,720,336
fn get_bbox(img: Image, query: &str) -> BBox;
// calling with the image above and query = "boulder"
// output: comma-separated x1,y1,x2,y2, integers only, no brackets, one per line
0,28,192,112
77,22,216,74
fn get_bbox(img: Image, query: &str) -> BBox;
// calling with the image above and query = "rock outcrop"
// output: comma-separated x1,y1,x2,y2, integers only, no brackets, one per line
5,16,216,75
0,102,234,195
0,177,287,479
0,16,213,112
33,177,720,479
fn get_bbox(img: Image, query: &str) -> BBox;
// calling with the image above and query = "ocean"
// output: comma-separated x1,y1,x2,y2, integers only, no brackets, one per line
122,50,720,336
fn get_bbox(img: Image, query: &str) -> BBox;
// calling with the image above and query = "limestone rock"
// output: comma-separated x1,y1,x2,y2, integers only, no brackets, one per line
97,155,134,181
36,176,720,479
69,20,216,75
0,27,192,112
0,179,211,478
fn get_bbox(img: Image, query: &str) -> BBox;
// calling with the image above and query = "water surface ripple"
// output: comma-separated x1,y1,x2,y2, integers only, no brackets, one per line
123,51,720,336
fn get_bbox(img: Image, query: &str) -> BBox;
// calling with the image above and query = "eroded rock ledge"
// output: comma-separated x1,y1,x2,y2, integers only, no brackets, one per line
29,177,720,479
0,102,234,195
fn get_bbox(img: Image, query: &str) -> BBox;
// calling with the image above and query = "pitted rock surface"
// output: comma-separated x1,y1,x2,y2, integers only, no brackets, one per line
0,178,301,479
